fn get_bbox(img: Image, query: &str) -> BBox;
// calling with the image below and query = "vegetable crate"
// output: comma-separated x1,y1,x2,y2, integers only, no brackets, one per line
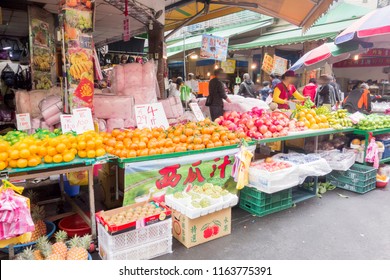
98,219,172,260
326,164,376,194
239,187,292,217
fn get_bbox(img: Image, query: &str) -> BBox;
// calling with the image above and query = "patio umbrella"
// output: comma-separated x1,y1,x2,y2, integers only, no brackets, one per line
290,42,366,72
335,5,390,47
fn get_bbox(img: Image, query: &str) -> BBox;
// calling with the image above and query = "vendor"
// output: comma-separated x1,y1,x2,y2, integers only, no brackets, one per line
342,83,372,114
273,70,307,109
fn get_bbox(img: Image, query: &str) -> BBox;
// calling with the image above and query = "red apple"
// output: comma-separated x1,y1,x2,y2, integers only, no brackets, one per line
259,125,268,134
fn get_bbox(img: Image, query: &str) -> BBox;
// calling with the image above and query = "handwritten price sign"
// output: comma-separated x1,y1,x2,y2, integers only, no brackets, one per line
73,108,94,134
189,103,205,121
60,114,75,133
16,113,31,130
135,103,169,129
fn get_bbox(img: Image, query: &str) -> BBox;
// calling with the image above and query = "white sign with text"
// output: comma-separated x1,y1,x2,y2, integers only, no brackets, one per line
189,103,205,121
16,113,31,130
72,108,94,134
60,114,75,133
135,103,169,129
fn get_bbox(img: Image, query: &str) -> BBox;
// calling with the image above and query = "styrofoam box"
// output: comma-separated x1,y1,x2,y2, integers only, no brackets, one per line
97,218,172,252
99,236,172,260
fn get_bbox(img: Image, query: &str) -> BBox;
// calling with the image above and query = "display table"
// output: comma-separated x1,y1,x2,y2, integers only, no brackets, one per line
354,128,390,164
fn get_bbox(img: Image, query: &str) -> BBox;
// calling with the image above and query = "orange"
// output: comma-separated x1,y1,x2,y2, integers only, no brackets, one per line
19,149,31,159
16,158,28,168
87,150,96,158
28,157,40,167
95,138,103,148
138,142,147,150
78,150,87,158
29,145,38,155
49,138,59,147
70,148,78,155
0,152,8,161
47,147,57,157
0,161,7,170
106,139,116,147
44,155,53,163
95,148,106,157
0,142,9,152
310,124,319,130
56,143,67,154
63,152,75,162
86,140,95,150
53,154,63,163
78,141,87,150
17,143,28,150
9,159,17,168
127,150,136,158
9,150,19,160
119,150,128,158
111,129,121,138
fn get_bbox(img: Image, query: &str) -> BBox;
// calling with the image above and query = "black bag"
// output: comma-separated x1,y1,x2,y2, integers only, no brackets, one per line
104,54,112,65
1,64,16,87
15,66,32,90
205,95,212,106
19,47,30,66
9,42,22,62
112,54,120,64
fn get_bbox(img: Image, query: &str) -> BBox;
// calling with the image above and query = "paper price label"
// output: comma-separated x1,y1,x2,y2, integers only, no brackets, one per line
60,114,75,133
135,103,169,129
16,113,31,130
73,107,94,134
189,103,205,121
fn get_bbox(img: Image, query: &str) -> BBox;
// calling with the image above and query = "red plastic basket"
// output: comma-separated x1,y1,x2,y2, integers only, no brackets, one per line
59,213,91,237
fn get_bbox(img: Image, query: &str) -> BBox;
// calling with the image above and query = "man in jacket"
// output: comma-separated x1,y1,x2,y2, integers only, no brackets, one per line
343,84,372,113
238,73,257,98
315,74,337,107
207,68,232,120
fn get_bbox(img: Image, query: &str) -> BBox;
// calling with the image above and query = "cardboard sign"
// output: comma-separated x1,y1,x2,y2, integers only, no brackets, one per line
261,53,274,74
73,107,94,134
16,113,31,131
135,103,169,129
60,114,75,133
189,103,205,121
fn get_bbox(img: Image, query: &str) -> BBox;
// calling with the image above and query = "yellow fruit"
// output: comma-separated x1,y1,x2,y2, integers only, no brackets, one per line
16,158,28,168
53,154,63,163
310,124,319,130
78,150,87,158
0,142,9,152
47,147,57,157
17,143,28,150
63,152,75,162
44,155,53,163
95,148,106,157
78,141,86,150
49,138,59,147
19,149,31,159
86,140,95,150
9,150,19,160
70,148,78,155
87,150,95,158
28,157,40,167
56,143,67,154
0,152,8,161
0,161,8,170
95,139,103,148
9,159,17,168
29,145,38,155
38,146,47,157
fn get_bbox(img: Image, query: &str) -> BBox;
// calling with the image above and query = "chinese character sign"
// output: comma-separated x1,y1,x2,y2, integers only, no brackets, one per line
261,54,274,74
272,55,288,76
200,34,229,61
135,103,169,129
122,147,256,206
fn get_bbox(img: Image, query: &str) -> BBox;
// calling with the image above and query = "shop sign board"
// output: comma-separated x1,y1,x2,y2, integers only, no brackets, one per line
189,103,205,121
16,113,31,131
272,55,288,76
60,114,75,133
221,59,236,74
135,103,169,130
73,108,94,134
261,54,274,74
362,48,390,57
122,146,255,206
333,57,390,68
200,34,229,61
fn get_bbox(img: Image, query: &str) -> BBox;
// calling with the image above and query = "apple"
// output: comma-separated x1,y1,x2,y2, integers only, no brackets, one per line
255,119,264,127
264,131,273,138
269,125,277,133
259,125,268,134
276,125,283,132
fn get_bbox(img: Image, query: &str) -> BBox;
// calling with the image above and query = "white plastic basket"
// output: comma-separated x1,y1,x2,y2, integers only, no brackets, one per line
99,236,172,260
97,218,172,252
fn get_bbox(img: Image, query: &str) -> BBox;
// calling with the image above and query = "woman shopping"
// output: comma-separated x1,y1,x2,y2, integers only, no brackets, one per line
272,70,307,109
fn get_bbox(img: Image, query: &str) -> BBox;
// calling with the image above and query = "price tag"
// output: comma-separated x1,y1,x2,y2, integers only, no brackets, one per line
189,103,205,121
16,113,31,130
60,114,75,133
73,107,94,134
135,103,169,129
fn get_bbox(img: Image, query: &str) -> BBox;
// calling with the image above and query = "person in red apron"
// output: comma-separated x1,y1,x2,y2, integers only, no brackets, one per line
273,70,307,109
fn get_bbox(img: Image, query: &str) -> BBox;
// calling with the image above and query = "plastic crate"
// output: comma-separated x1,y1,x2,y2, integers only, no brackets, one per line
99,236,172,260
326,175,376,194
97,218,172,252
239,187,292,217
331,164,377,182
380,139,390,159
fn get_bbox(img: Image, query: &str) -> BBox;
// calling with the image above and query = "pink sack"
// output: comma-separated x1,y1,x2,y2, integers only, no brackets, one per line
15,90,31,114
111,65,125,95
98,119,107,132
160,96,183,118
124,118,136,128
123,63,143,88
93,95,134,119
106,118,124,132
142,60,156,88
39,95,62,121
45,113,61,126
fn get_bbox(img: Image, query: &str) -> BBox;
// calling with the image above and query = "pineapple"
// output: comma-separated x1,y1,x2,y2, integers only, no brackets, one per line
46,253,63,260
33,236,48,260
16,247,35,260
51,230,68,260
66,235,91,260
25,190,38,209
30,205,47,242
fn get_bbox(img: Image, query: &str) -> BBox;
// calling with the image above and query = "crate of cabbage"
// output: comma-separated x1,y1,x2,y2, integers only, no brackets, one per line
164,183,239,219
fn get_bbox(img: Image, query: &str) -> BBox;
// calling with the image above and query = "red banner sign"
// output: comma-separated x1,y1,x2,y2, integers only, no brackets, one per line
333,57,390,68
361,48,390,58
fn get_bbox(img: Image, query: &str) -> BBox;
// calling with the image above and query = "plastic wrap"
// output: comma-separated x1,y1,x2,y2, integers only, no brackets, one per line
39,95,62,125
98,119,107,132
160,96,183,119
15,90,31,114
319,149,357,171
110,65,125,95
123,63,142,88
124,118,136,128
224,95,269,112
107,118,124,132
94,94,134,119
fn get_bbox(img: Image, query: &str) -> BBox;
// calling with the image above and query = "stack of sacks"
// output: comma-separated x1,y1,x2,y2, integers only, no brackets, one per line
93,94,135,132
39,95,62,126
224,95,269,112
160,96,184,121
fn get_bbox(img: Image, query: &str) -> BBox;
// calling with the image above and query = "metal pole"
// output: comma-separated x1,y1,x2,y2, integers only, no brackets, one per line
183,31,186,80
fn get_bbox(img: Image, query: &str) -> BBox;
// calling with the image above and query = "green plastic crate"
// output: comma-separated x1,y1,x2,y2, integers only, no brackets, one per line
328,170,376,188
326,174,376,194
239,187,292,217
332,164,376,182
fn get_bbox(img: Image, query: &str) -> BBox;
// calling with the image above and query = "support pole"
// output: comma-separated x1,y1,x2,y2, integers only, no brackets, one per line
148,22,165,98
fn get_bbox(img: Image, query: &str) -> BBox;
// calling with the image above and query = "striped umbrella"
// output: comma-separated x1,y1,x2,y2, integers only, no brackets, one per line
335,5,390,47
290,42,366,72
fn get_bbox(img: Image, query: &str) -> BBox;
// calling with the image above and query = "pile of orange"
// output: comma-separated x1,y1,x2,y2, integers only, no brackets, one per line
101,119,248,158
75,131,106,159
296,109,330,130
5,137,43,169
42,134,78,164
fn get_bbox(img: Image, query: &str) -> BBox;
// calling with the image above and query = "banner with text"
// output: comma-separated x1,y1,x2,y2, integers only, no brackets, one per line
200,34,228,61
123,147,256,206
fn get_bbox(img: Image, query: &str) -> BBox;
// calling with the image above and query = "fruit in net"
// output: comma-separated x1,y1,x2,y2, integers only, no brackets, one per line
66,235,91,260
51,230,68,260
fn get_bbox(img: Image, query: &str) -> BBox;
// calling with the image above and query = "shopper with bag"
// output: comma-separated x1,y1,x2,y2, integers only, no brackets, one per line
238,73,257,98
206,68,232,121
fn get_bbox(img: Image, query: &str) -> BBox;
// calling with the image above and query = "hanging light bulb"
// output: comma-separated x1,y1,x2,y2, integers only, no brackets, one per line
251,63,256,69
353,55,359,61
214,64,219,69
207,72,211,77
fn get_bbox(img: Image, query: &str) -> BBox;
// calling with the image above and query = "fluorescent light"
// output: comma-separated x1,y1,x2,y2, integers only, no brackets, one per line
353,55,359,61
2,47,11,50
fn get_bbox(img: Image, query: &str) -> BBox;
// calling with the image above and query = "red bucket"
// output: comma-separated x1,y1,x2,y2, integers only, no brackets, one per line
59,213,91,237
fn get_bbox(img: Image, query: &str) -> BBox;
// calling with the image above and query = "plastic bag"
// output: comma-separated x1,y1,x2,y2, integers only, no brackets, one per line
319,149,357,171
232,146,254,190
94,95,134,119
67,171,88,186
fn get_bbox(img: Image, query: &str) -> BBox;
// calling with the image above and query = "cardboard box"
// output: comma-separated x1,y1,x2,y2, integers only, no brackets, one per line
172,208,231,248
98,169,124,209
